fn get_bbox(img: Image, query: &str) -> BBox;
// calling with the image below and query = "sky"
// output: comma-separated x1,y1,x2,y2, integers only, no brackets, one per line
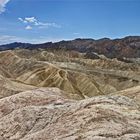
0,0,140,44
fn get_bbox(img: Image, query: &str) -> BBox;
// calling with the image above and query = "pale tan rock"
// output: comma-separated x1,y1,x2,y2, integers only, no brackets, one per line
0,87,140,140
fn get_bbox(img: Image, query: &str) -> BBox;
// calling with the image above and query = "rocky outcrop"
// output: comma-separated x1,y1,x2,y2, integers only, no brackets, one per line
0,87,140,140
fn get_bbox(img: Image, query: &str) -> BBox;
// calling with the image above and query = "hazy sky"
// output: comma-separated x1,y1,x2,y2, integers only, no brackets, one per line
0,0,140,44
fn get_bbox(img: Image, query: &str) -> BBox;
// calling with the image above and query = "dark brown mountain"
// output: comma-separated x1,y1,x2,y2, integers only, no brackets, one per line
0,36,140,59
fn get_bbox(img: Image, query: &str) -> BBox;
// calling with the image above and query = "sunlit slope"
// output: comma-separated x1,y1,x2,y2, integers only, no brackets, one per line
0,49,140,99
0,74,36,99
14,49,140,91
0,51,116,99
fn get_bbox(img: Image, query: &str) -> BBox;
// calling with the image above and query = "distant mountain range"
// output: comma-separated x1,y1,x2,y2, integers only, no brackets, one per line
0,36,140,59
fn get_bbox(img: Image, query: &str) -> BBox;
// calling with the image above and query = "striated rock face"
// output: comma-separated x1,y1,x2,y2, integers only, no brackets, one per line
0,50,140,100
0,51,119,99
0,87,140,140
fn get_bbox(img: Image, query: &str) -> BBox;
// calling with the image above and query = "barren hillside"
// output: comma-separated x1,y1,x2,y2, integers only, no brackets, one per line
0,38,140,140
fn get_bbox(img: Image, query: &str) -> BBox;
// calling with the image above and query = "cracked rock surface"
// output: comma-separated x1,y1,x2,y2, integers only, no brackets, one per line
0,87,140,140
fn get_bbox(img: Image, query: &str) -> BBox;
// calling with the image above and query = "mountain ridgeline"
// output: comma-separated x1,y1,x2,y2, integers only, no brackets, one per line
0,36,140,59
